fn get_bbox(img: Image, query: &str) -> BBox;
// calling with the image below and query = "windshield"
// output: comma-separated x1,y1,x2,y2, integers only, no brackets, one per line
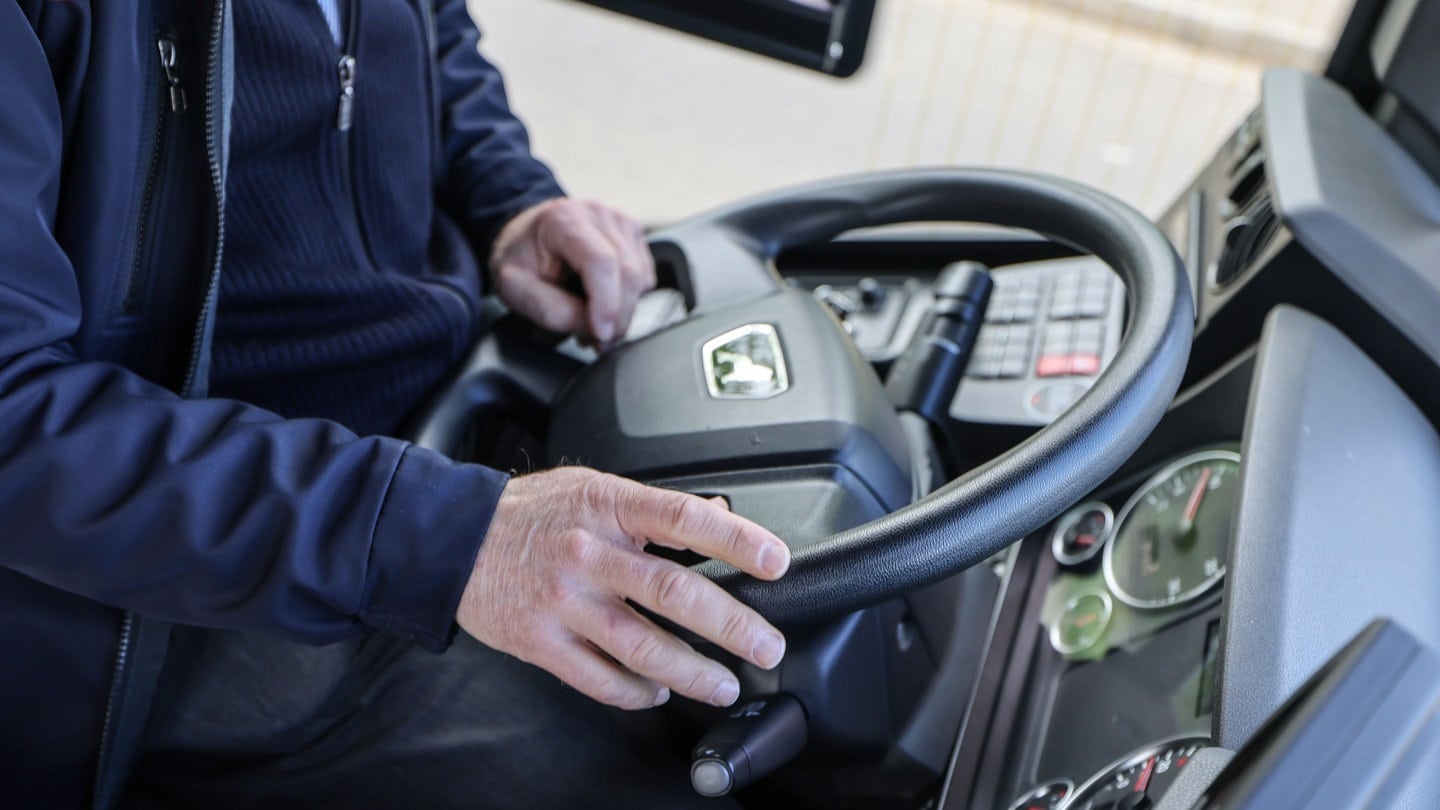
478,0,1352,221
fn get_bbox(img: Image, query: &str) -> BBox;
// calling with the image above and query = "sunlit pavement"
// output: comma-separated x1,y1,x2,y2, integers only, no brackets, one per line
471,0,1348,223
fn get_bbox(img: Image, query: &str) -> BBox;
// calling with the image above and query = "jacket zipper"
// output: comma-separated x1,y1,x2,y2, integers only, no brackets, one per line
181,0,229,399
92,611,134,810
336,0,381,272
121,36,188,316
95,32,191,807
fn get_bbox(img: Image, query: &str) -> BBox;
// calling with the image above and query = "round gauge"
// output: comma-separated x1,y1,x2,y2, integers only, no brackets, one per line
1103,450,1240,609
1052,502,1115,566
1061,736,1208,810
1007,780,1073,810
1051,592,1113,655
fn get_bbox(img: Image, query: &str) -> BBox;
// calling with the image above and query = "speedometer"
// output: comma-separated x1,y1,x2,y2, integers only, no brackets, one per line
1103,450,1239,609
1060,736,1208,809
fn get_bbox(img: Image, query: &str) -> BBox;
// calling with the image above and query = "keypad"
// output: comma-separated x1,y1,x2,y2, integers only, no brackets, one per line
969,263,1115,382
952,256,1124,427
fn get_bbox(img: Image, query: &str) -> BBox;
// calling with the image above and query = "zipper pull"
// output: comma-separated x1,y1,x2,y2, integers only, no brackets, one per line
337,55,357,132
157,37,187,113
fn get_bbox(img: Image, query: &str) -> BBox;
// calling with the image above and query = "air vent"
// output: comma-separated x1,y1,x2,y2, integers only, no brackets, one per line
1214,195,1280,289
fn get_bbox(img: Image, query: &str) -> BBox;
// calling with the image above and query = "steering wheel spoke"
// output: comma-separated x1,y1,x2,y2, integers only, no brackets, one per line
648,222,782,314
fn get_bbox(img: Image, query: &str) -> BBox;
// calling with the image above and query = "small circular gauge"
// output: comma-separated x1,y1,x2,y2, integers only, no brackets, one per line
1051,592,1113,655
1061,736,1208,809
1052,502,1115,566
1007,779,1073,810
1104,450,1240,610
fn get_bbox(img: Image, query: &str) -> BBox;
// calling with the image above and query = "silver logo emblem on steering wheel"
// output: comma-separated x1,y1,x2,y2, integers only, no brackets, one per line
702,324,790,400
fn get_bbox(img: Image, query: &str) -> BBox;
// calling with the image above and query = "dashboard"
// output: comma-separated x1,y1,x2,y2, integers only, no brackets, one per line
773,245,1250,809
762,16,1440,799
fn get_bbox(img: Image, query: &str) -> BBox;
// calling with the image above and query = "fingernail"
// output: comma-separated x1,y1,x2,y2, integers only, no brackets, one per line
760,544,789,578
596,321,616,344
653,687,671,707
711,680,740,707
753,632,785,670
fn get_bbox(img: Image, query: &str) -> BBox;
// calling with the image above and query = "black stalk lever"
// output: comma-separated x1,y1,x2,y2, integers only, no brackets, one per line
884,260,993,426
689,694,807,798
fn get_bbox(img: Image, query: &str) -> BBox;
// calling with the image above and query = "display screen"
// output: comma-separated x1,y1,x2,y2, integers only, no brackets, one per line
568,0,877,77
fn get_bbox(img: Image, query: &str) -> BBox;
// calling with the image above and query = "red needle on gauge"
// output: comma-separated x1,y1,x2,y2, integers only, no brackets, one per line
1134,757,1156,794
1179,466,1213,534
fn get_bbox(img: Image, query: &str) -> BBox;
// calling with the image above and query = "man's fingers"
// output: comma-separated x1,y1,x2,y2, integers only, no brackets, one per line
535,632,670,711
615,484,791,581
495,264,588,336
591,543,787,671
578,598,741,707
592,204,657,335
538,215,624,344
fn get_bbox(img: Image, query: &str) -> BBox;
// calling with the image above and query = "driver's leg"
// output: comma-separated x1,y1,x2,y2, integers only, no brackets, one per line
122,626,728,809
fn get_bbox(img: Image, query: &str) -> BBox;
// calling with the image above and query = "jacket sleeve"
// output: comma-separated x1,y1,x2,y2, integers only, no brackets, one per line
0,11,503,653
432,0,567,261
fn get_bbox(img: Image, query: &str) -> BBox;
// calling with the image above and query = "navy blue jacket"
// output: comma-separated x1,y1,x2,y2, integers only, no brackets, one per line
0,1,563,805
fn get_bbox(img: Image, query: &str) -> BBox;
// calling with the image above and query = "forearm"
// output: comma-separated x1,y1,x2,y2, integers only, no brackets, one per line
0,348,506,650
432,0,565,261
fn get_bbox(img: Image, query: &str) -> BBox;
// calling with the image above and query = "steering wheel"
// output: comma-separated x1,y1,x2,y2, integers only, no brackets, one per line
412,169,1193,627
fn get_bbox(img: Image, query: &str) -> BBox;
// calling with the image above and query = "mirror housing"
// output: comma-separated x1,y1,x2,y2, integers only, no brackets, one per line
569,0,878,77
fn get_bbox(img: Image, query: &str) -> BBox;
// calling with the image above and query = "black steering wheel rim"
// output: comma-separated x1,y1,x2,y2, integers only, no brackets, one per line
645,168,1194,625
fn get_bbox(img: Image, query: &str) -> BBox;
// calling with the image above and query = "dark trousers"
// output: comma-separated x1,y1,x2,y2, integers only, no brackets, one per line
123,626,727,809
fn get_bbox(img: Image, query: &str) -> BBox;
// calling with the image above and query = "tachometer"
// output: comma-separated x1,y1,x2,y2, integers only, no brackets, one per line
1103,450,1239,609
1060,736,1208,809
1006,779,1073,810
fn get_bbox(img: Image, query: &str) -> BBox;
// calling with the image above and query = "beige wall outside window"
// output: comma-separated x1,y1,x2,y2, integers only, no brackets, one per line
474,0,1353,222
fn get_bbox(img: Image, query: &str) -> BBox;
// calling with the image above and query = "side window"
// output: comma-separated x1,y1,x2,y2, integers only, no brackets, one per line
478,0,1351,221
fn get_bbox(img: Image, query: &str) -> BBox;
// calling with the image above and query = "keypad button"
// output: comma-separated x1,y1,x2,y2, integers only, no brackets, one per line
1075,321,1104,343
967,357,1000,379
1045,322,1076,343
1005,324,1035,345
1036,355,1074,377
1070,353,1102,376
998,358,1027,379
1078,293,1108,318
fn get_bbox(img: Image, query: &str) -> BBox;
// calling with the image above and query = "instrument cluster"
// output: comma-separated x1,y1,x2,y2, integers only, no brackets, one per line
1042,448,1239,662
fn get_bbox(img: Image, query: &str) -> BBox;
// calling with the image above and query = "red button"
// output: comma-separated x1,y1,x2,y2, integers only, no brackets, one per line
1070,353,1101,376
1036,355,1074,377
1037,353,1102,377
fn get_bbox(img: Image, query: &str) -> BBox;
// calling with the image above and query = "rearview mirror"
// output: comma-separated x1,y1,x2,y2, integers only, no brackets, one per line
569,0,878,77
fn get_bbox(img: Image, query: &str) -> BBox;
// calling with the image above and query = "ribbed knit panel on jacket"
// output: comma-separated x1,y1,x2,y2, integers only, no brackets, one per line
212,0,479,437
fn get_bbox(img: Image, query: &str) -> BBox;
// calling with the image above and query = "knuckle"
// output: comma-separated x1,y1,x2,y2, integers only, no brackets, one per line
540,575,578,609
682,666,718,699
626,632,669,672
717,520,747,557
717,607,753,648
557,528,593,567
650,566,694,614
594,680,641,710
577,472,614,515
669,496,706,537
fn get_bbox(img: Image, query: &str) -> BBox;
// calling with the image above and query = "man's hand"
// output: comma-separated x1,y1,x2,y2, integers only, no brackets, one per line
457,467,790,711
489,198,657,348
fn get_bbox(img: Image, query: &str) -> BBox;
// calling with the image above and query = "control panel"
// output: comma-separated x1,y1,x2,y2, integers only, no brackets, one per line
791,255,1125,428
951,256,1124,426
